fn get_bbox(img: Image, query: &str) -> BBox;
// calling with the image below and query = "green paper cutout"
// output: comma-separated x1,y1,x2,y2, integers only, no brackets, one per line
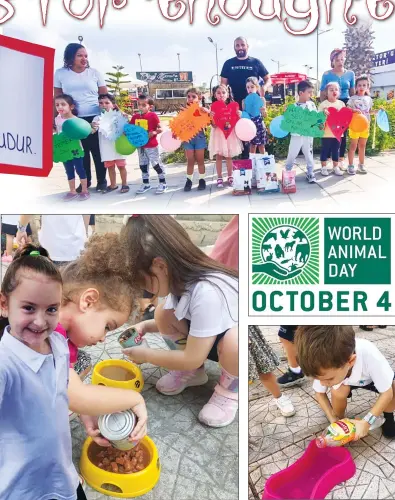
281,105,326,138
53,133,84,163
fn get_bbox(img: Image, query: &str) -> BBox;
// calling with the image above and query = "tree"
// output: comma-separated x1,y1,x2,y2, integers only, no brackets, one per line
105,65,131,96
344,22,375,79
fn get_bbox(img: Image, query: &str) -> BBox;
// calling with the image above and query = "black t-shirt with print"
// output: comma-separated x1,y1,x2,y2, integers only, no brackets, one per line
221,56,269,104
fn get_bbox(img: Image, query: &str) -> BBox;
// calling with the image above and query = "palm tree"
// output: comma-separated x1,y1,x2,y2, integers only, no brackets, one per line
344,22,375,79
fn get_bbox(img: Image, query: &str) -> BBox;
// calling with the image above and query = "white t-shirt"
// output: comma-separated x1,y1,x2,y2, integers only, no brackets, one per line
38,215,87,262
348,95,373,121
92,114,125,162
163,273,238,338
54,67,106,117
313,338,394,394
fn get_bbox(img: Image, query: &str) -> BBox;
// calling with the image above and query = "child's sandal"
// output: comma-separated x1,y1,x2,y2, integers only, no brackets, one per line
104,185,118,193
228,176,234,187
120,185,130,193
217,178,224,188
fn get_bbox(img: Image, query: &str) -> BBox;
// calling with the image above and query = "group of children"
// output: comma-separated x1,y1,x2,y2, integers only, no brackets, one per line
0,215,239,499
250,325,395,442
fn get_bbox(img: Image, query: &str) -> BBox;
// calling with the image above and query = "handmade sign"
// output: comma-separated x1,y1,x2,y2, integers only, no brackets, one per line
241,111,251,119
160,130,182,152
281,106,326,138
124,124,149,147
0,34,54,177
232,159,252,195
377,109,390,132
211,101,240,139
244,93,263,118
62,118,92,140
235,118,257,141
326,107,353,141
269,115,289,139
255,155,280,194
98,110,128,141
53,133,84,163
349,113,369,133
115,135,136,155
169,102,211,142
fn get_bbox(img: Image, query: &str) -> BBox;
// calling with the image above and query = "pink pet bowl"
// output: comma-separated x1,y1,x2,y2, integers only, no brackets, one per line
262,439,356,499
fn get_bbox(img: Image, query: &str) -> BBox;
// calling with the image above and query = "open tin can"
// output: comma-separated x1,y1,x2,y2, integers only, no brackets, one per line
118,327,143,348
98,410,138,450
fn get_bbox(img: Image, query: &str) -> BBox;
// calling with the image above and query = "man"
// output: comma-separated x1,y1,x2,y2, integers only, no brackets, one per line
221,37,271,158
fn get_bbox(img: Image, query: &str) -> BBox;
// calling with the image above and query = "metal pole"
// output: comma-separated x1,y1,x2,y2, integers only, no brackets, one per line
215,44,219,83
316,32,319,95
138,53,142,72
177,53,180,72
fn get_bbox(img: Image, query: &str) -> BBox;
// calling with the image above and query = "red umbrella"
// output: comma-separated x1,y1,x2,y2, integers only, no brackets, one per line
270,72,308,84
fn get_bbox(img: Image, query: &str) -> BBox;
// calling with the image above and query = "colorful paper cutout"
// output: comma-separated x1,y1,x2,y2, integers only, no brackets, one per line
377,109,390,132
211,101,240,139
281,106,326,138
244,93,263,118
169,102,211,142
98,110,128,141
326,107,353,141
124,124,149,147
53,133,84,163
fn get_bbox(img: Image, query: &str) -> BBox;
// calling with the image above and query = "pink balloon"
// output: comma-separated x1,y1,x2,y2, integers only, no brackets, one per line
160,130,182,152
235,118,257,141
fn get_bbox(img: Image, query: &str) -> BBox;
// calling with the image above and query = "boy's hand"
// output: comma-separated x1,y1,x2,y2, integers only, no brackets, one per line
91,122,99,131
130,399,148,441
122,346,150,365
148,131,156,138
79,414,111,447
323,109,330,116
349,418,370,440
129,322,147,338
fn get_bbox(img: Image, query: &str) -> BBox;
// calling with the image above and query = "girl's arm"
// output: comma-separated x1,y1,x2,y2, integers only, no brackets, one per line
241,99,245,111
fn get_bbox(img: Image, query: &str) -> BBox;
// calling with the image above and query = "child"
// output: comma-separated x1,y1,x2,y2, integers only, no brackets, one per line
130,95,167,194
318,82,345,176
83,215,239,428
295,325,395,439
182,87,209,192
54,94,90,201
347,75,374,175
276,325,305,387
285,80,317,183
92,93,129,194
249,326,295,416
243,77,268,154
209,84,242,188
1,214,32,262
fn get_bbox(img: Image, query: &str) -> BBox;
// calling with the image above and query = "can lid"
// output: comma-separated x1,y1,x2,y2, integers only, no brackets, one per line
99,410,135,441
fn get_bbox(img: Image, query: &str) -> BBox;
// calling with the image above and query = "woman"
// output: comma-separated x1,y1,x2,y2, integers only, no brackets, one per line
320,48,355,168
54,43,108,192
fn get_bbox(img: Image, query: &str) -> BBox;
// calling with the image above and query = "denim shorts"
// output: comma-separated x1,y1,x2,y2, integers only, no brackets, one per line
183,131,207,151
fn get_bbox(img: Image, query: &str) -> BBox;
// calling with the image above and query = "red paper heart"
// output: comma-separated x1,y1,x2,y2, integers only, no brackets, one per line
326,107,353,141
193,109,202,117
211,101,240,138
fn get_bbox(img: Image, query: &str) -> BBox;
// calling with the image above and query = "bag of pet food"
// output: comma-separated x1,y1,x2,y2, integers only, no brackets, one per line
256,155,280,195
232,159,252,196
282,169,296,194
249,153,260,188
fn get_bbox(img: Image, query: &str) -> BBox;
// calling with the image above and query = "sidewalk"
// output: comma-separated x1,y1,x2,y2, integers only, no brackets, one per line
249,326,395,500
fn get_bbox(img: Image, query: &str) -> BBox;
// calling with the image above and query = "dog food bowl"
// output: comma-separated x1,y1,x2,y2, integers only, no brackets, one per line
92,359,144,392
263,439,356,499
80,436,160,498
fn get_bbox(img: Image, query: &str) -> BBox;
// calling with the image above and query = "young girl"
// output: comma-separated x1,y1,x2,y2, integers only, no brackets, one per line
0,244,147,499
242,77,268,154
209,85,242,189
92,93,129,193
249,326,295,417
54,94,90,201
347,75,374,175
318,82,345,177
182,88,209,192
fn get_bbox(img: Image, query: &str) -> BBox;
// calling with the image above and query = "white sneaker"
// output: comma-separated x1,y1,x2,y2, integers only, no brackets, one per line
333,166,343,176
358,164,368,174
370,415,385,431
136,184,151,194
275,394,296,417
339,160,347,171
306,172,316,183
156,367,208,395
321,167,329,176
156,183,168,194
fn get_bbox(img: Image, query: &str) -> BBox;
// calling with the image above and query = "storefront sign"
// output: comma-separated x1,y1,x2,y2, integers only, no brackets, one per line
136,71,193,83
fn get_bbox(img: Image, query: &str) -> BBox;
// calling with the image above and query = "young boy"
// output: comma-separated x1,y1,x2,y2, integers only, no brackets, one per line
130,95,167,194
285,80,317,183
295,325,395,440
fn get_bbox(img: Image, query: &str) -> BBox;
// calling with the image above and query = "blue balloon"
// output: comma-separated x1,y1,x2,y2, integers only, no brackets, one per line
269,115,289,139
245,93,263,117
124,124,149,147
377,109,390,133
241,110,251,119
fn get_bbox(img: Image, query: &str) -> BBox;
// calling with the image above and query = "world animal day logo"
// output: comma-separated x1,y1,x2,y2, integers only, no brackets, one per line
249,215,393,316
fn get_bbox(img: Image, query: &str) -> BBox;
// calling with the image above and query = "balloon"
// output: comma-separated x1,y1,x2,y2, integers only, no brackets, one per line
349,113,369,133
160,130,181,152
377,109,390,132
124,124,149,147
62,118,92,140
235,118,257,141
115,135,136,155
269,115,289,139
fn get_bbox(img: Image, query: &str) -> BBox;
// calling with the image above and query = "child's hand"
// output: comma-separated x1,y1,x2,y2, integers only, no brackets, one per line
237,110,242,118
354,109,362,114
122,346,150,365
201,107,210,114
148,131,157,138
79,414,112,447
91,121,99,130
260,107,267,117
323,109,330,116
349,418,370,440
130,399,148,441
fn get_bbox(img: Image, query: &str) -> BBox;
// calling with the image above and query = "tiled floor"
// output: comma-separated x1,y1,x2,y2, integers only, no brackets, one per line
73,326,238,500
249,326,395,500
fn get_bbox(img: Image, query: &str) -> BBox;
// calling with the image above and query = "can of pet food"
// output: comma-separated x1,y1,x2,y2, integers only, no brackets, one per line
98,410,138,450
118,327,143,348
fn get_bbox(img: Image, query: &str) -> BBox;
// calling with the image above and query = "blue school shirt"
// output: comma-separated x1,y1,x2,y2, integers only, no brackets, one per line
0,327,79,500
320,70,355,100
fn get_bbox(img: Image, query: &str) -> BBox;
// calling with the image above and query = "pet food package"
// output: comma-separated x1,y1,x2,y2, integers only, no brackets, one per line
249,153,259,188
255,155,280,194
282,169,296,194
232,159,252,196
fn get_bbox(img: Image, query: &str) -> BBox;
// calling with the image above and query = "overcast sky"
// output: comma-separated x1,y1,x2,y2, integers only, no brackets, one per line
3,0,394,85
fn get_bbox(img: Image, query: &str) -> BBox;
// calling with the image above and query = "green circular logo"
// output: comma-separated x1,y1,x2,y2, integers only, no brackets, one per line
260,225,310,281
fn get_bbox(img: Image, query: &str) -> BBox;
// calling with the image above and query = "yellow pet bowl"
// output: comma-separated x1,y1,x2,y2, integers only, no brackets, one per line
80,436,160,498
92,359,144,392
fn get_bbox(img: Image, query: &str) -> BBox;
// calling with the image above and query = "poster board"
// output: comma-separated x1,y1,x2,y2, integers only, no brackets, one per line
0,35,54,176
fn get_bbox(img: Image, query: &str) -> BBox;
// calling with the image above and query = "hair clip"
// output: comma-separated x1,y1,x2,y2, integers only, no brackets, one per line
29,250,40,256
131,215,140,218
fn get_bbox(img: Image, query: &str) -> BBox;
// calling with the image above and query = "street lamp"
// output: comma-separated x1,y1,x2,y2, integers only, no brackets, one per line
208,37,220,83
177,53,180,72
137,53,142,73
316,28,333,94
78,35,83,44
271,58,286,73
303,64,314,77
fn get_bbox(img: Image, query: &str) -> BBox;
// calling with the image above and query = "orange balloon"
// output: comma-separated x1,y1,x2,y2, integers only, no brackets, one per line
349,113,369,133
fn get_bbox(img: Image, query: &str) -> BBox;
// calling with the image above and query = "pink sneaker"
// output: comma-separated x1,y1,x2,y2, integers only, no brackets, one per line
198,387,238,427
156,367,208,395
